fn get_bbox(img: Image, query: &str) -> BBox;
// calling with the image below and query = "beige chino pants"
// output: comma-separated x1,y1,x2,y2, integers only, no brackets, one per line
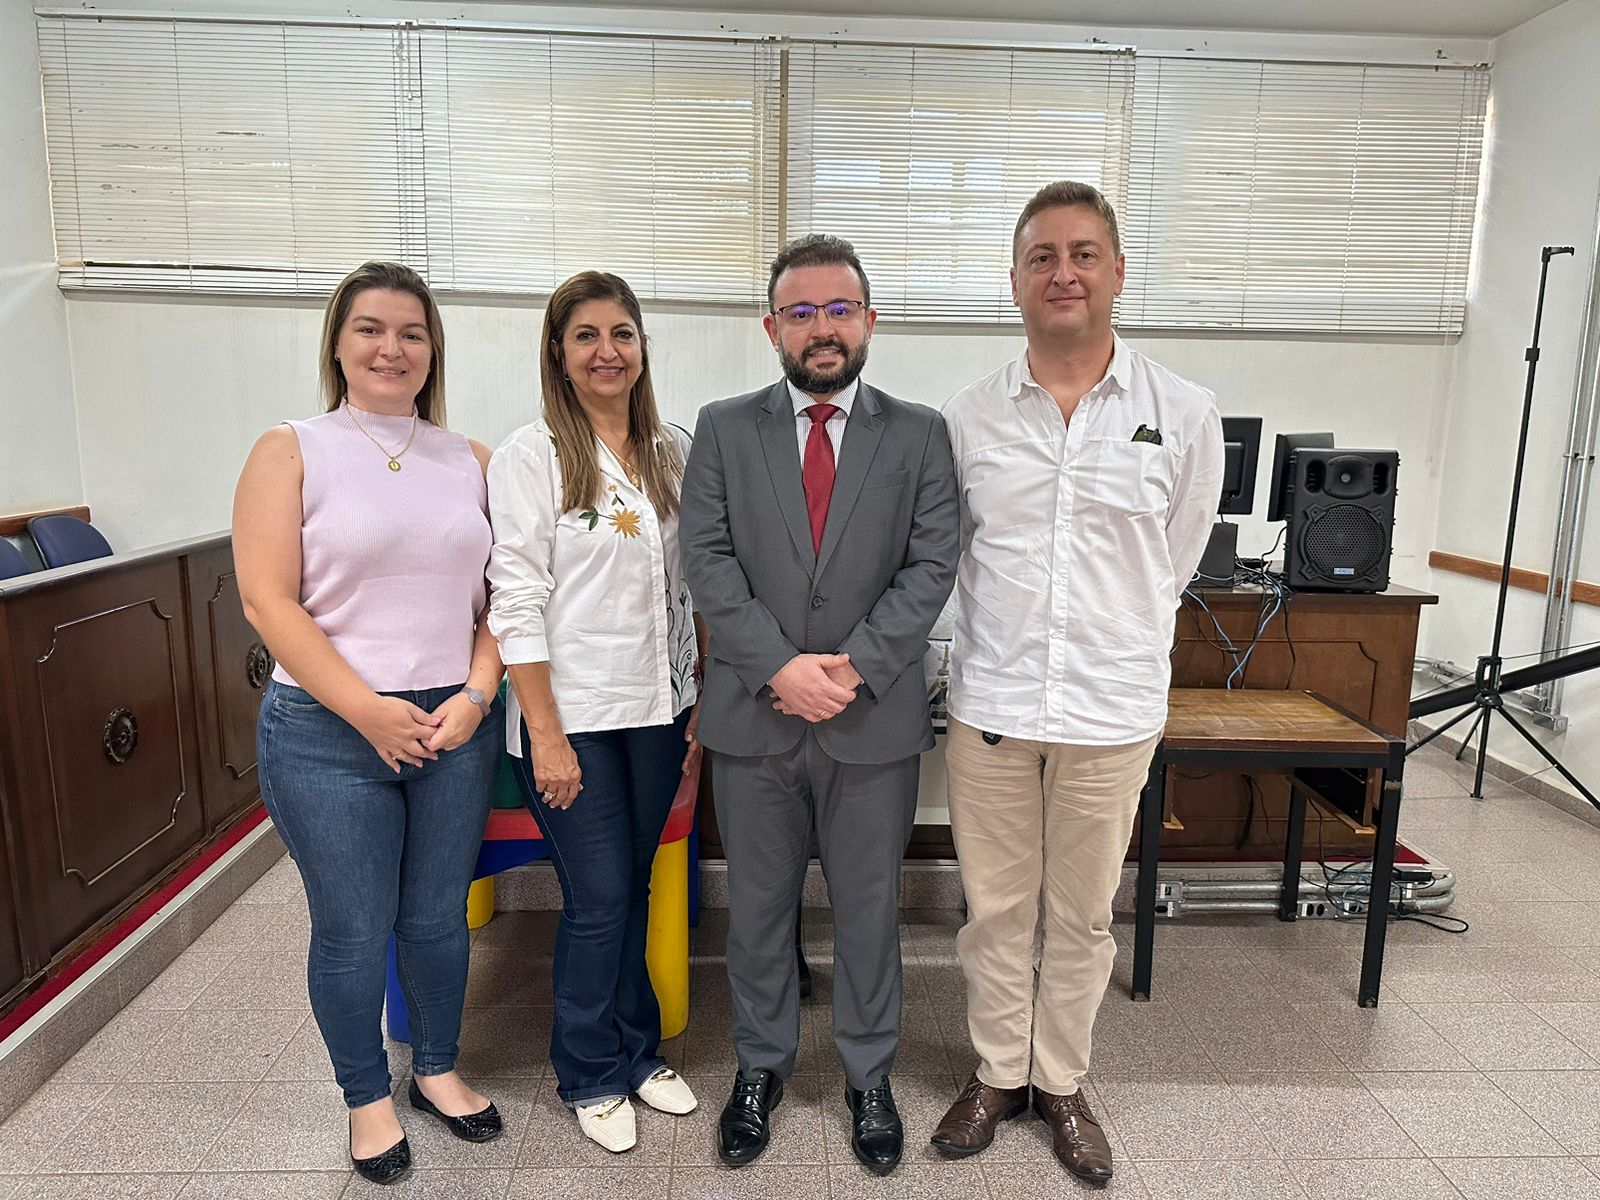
945,718,1159,1094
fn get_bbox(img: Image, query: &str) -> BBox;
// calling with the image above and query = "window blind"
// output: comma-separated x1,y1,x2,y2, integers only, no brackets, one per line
1120,57,1489,334
416,28,781,302
37,15,422,293
785,42,1135,322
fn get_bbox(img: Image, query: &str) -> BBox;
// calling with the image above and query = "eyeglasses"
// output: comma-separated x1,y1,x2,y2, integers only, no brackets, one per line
771,299,867,326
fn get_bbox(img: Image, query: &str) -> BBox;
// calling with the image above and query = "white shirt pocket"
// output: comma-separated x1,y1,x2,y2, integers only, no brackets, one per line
1075,437,1176,517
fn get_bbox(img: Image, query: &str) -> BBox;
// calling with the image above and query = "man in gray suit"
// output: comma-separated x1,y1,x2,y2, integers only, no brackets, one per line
680,234,959,1175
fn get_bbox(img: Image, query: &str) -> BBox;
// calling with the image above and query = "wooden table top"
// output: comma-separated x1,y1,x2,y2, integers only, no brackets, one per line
1164,688,1395,755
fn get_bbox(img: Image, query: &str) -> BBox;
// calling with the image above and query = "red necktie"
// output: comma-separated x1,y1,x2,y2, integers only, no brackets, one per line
801,403,840,555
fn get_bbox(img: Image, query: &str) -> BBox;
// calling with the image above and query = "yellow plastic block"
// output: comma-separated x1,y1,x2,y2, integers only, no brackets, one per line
465,876,495,931
646,838,690,1040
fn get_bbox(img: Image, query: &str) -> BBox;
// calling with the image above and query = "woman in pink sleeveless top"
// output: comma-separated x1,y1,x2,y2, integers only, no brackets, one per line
234,262,504,1186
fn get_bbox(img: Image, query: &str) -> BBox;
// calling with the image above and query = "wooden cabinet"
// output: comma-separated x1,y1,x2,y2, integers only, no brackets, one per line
0,534,262,1009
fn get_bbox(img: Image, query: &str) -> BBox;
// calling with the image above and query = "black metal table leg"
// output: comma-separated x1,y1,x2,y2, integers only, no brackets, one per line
1131,750,1165,1002
1359,761,1403,1007
1279,783,1307,921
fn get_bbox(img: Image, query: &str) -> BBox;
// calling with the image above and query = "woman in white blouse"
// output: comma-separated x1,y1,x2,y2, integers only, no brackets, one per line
487,272,700,1153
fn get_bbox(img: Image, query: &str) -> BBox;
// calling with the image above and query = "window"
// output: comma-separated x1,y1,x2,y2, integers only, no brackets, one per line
417,28,780,303
37,16,421,293
785,42,1134,321
1120,57,1489,334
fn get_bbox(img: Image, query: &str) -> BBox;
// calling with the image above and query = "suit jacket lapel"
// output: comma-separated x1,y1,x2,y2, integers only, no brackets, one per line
757,382,816,570
815,383,884,577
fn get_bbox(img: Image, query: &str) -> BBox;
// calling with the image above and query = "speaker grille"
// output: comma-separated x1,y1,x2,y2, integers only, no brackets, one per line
1300,504,1387,579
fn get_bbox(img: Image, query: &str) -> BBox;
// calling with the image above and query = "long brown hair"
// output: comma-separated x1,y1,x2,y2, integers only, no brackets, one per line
541,272,683,517
319,261,448,427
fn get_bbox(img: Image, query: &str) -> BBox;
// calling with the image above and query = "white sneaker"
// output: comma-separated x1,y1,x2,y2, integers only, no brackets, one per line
575,1096,637,1152
635,1066,698,1114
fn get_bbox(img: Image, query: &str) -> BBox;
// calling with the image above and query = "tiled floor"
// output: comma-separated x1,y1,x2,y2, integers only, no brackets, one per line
5,742,1600,1197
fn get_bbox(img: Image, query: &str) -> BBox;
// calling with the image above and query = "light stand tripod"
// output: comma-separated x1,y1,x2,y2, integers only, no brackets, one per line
1408,245,1600,811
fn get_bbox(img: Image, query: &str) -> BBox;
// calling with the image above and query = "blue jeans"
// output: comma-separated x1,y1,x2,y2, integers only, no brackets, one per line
257,680,497,1108
513,711,689,1106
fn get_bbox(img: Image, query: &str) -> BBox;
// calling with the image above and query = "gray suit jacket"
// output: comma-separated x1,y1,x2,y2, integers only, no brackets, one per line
680,380,959,764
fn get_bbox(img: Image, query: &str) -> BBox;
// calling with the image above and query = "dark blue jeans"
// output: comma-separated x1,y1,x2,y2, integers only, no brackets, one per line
513,711,689,1106
257,680,497,1108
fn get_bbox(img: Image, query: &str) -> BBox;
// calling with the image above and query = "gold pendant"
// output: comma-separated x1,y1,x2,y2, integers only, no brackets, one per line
388,460,402,472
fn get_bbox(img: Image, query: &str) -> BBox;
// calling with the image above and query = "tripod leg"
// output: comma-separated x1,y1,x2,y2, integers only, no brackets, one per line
1496,709,1600,811
1454,709,1485,762
1472,702,1493,798
1408,702,1480,755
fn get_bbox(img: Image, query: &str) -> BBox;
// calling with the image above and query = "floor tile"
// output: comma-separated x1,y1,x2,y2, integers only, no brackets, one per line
124,1008,307,1083
464,946,553,1010
341,1166,512,1198
8,1176,187,1199
1284,1157,1459,1199
1436,1156,1600,1199
1181,1001,1343,1073
1225,1072,1421,1159
237,858,309,906
1356,1071,1561,1157
1289,1001,1472,1072
1135,1159,1307,1199
1409,1002,1595,1070
826,1161,986,1198
0,1083,109,1174
1092,1074,1266,1162
190,952,311,1011
505,1167,669,1198
983,1161,1150,1197
49,1011,181,1085
1525,1002,1600,1061
199,1080,352,1172
669,1164,832,1198
37,1082,253,1174
1487,1070,1600,1155
190,904,311,955
122,950,239,1013
178,1172,348,1198
1087,998,1214,1076
454,1009,552,1079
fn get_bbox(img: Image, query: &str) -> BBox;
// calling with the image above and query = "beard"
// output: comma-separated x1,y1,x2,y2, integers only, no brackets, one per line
779,335,870,396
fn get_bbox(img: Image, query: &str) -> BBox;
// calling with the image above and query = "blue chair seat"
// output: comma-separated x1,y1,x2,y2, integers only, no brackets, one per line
28,514,113,568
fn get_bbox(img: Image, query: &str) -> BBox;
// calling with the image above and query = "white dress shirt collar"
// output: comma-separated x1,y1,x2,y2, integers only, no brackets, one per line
787,377,859,418
1009,335,1134,405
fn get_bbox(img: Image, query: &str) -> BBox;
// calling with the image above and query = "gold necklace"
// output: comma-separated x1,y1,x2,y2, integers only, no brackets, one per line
347,404,418,472
600,435,643,488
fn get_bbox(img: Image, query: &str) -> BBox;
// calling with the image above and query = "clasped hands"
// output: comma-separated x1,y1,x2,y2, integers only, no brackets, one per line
769,653,862,723
357,692,484,774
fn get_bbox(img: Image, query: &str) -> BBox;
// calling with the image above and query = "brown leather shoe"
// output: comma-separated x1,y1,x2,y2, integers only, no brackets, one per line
929,1074,1029,1158
1032,1086,1113,1184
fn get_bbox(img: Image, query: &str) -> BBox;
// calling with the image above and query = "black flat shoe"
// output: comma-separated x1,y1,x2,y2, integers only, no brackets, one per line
717,1068,784,1168
408,1077,503,1143
350,1128,411,1186
846,1078,903,1176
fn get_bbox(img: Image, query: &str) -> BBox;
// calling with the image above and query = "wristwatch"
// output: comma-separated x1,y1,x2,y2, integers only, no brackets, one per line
462,686,492,717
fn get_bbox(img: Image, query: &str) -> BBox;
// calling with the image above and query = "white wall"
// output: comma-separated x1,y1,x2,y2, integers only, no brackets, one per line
1420,0,1600,800
1,2,82,515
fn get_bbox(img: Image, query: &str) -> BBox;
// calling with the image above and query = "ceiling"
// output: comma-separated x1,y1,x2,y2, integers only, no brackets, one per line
599,0,1564,40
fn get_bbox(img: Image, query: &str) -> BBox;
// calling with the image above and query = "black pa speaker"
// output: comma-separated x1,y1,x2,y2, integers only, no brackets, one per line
1284,449,1399,592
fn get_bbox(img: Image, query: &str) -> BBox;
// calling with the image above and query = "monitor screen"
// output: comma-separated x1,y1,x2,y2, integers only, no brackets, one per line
1267,431,1336,522
1218,416,1263,516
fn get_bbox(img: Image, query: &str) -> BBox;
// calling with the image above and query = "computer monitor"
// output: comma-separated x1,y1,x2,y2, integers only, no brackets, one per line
1267,431,1336,522
1218,416,1263,515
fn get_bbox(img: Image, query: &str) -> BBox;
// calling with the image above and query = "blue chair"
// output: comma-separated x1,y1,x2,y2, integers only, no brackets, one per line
0,539,30,580
28,514,113,568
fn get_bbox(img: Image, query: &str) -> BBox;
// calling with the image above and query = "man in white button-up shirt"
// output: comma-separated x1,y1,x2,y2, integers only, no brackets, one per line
930,182,1224,1184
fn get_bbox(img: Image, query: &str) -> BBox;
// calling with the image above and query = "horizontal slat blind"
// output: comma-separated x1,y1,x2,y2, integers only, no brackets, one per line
37,16,420,293
1121,57,1488,334
417,29,780,302
785,43,1134,322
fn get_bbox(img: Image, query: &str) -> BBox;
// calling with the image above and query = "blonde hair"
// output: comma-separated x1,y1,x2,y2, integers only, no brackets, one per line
540,271,683,517
319,261,447,426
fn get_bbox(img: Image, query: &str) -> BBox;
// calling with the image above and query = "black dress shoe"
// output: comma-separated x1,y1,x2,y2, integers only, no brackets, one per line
717,1068,784,1167
846,1078,903,1176
350,1127,411,1186
408,1077,503,1143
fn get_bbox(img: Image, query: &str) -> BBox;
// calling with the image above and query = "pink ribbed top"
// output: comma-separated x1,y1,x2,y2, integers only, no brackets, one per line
272,405,491,692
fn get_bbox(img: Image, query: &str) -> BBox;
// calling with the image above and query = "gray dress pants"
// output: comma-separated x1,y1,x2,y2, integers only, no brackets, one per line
711,731,919,1090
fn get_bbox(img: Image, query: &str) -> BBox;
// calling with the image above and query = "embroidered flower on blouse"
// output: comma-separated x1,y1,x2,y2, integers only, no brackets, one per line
608,509,642,538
